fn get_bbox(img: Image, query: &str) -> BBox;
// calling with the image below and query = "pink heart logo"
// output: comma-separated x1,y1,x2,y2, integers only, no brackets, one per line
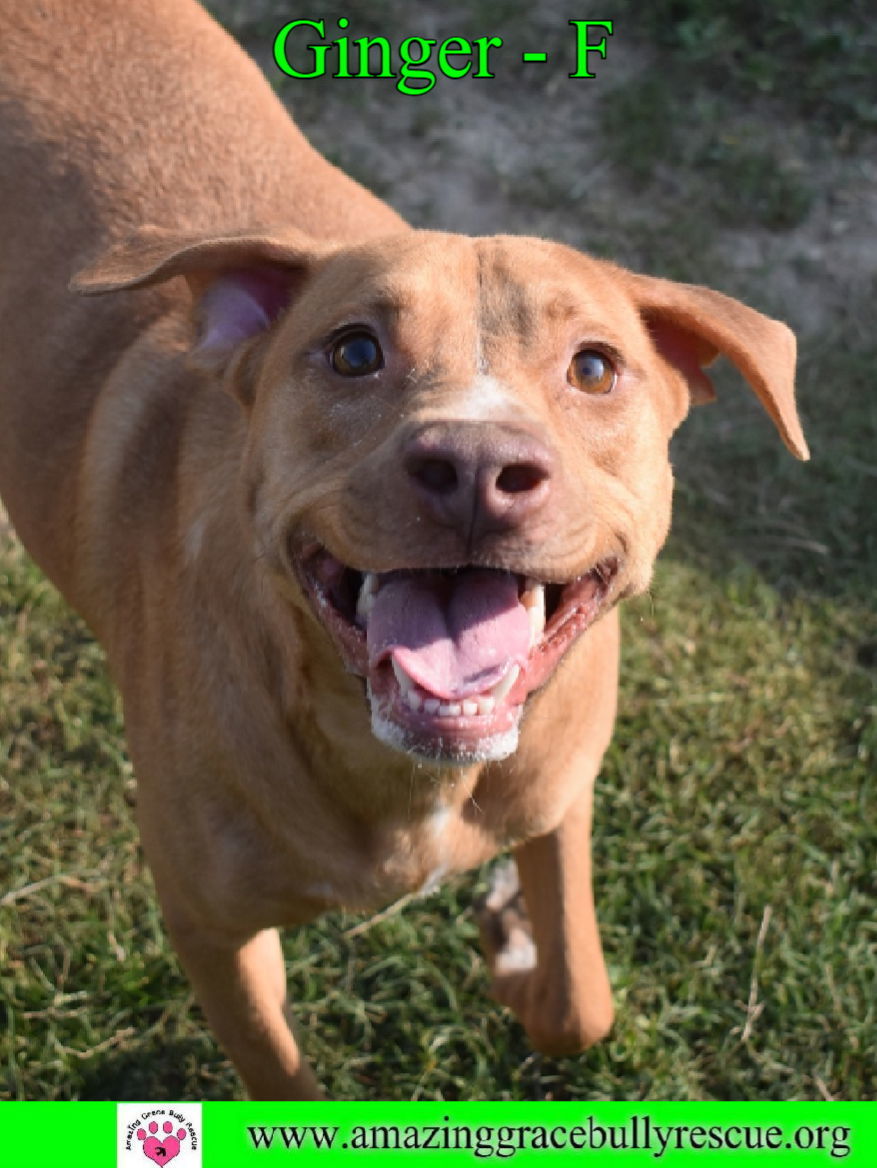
137,1122,188,1164
143,1136,182,1164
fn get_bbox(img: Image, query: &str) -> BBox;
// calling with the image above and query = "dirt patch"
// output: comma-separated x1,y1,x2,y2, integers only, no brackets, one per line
212,1,876,342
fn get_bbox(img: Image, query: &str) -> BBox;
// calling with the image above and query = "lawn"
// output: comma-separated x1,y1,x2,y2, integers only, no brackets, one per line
1,0,874,1100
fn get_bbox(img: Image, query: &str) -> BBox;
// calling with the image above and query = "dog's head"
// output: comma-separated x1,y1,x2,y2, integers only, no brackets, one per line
73,227,807,765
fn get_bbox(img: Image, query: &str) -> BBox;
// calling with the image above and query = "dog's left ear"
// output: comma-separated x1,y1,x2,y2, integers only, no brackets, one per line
71,225,328,383
625,272,809,461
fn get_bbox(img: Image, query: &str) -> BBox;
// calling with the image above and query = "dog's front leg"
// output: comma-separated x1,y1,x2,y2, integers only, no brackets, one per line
135,779,324,1099
160,909,324,1101
480,782,613,1056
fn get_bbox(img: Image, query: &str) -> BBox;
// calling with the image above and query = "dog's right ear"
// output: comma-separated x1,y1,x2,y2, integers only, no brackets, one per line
71,225,329,395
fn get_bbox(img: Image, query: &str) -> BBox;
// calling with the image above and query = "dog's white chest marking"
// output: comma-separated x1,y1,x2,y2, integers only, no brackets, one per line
427,802,452,842
415,801,454,895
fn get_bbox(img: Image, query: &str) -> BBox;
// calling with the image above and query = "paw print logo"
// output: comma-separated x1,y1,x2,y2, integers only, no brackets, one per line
137,1120,188,1164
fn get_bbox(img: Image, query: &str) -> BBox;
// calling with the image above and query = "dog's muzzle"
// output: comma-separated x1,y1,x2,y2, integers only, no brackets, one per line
290,544,619,765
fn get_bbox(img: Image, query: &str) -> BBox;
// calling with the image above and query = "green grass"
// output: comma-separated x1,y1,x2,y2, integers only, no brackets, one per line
612,0,877,134
2,0,875,1102
3,513,874,1100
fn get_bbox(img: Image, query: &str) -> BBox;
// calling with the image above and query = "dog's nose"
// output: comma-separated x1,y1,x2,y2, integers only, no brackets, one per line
403,421,554,542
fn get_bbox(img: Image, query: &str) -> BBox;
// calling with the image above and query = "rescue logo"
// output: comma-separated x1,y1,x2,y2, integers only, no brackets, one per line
117,1105,201,1168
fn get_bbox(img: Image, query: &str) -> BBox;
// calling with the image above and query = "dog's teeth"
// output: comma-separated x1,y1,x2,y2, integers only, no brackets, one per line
423,698,440,715
521,577,541,601
391,660,426,711
490,664,520,702
528,599,545,644
476,695,496,716
438,702,462,717
462,699,478,717
355,572,380,625
391,658,415,696
521,581,546,645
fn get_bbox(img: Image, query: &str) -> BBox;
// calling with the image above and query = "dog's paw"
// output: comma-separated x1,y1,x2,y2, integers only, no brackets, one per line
477,859,537,979
476,859,613,1056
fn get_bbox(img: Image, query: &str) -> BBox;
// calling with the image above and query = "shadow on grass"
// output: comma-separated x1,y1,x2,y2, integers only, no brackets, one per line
664,329,876,612
76,1036,239,1101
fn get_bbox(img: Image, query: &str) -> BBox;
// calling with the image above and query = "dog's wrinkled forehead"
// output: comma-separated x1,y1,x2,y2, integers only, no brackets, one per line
305,232,644,366
472,236,640,350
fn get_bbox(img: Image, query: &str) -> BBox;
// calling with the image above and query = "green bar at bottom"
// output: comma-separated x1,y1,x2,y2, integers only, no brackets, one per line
0,1100,874,1167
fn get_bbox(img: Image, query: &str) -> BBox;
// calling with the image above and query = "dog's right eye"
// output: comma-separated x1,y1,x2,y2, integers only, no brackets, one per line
330,331,383,377
567,349,616,395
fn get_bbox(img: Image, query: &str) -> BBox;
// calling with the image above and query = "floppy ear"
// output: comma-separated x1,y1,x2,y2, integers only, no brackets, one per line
70,224,327,369
625,272,809,461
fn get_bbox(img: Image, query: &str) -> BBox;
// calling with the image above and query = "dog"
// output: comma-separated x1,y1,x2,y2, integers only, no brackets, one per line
0,0,808,1100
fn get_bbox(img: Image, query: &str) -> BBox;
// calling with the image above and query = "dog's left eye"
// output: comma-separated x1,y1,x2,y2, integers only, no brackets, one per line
568,349,616,395
330,331,383,377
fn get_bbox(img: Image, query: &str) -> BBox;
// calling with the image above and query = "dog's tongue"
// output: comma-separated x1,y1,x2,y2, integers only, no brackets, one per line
367,570,530,699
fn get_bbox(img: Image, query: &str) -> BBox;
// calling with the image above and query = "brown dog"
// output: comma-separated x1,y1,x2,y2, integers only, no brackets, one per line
0,0,808,1099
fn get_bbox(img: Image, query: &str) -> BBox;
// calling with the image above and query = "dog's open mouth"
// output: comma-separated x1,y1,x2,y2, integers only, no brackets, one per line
292,544,618,763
